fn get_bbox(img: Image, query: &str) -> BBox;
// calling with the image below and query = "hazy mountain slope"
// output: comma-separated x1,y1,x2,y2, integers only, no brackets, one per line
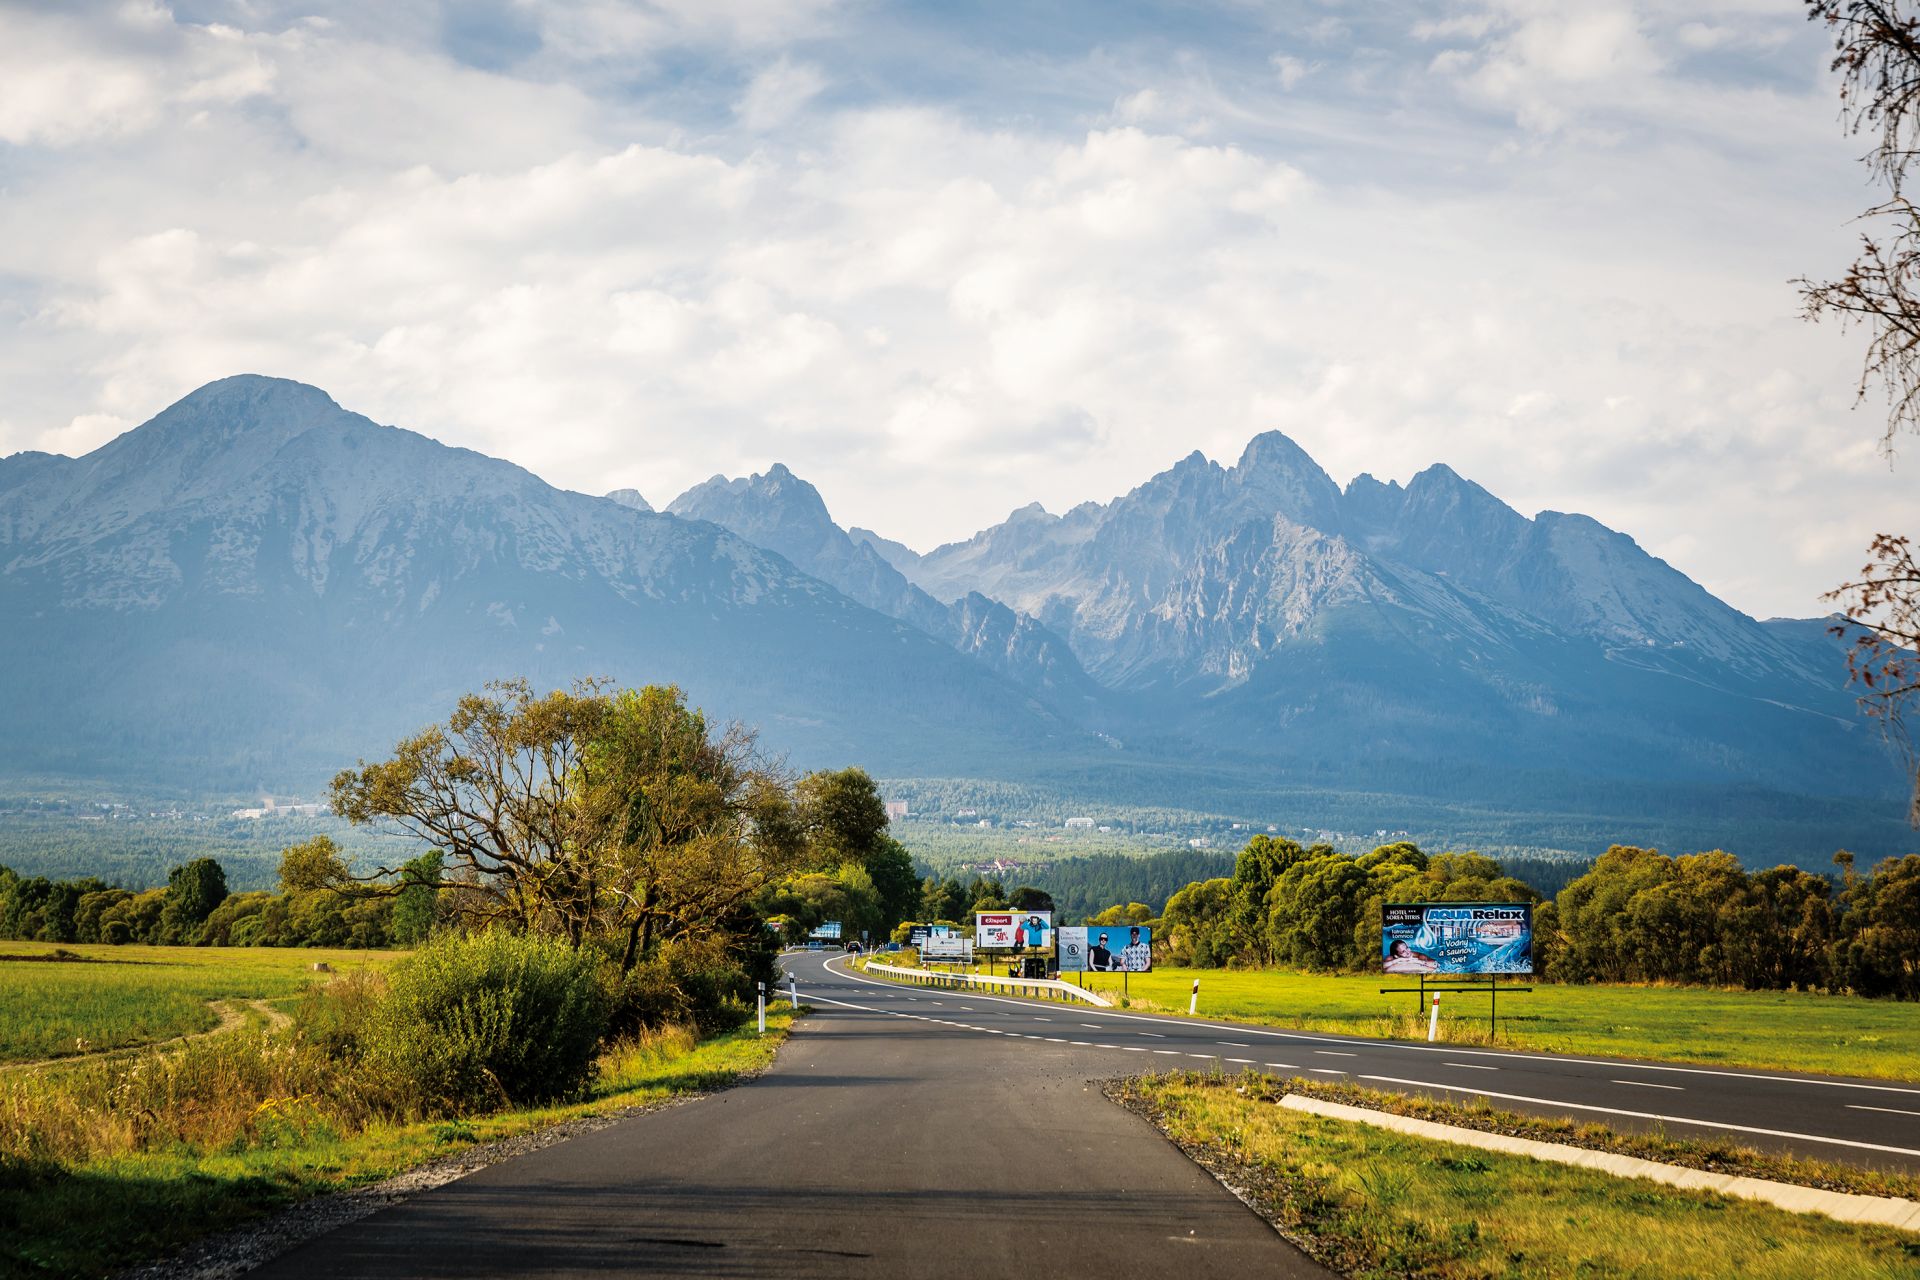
0,377,1081,786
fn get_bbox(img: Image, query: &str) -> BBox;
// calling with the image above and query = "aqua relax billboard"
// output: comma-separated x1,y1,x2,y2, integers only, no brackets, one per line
1057,925,1153,972
1381,903,1532,975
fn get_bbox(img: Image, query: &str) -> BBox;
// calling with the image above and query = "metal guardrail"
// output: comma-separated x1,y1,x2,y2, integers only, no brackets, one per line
858,957,1113,1007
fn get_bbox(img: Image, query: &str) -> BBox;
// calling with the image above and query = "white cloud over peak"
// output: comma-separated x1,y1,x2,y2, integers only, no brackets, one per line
0,0,1903,622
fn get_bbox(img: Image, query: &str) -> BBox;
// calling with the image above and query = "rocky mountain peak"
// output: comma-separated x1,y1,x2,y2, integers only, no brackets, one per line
604,488,653,512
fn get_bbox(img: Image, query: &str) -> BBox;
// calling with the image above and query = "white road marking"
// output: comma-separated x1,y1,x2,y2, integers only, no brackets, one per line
1848,1105,1920,1118
1310,1068,1346,1075
1081,1024,1103,1030
1139,1032,1166,1038
1153,1050,1181,1056
1315,1051,1357,1058
1358,1074,1920,1159
1267,1063,1299,1070
1188,1053,1216,1060
1226,1058,1255,1064
1071,1041,1092,1047
1613,1079,1684,1091
1045,1038,1067,1043
1219,1042,1251,1048
1123,1046,1148,1052
1096,1044,1120,1050
1444,1062,1499,1071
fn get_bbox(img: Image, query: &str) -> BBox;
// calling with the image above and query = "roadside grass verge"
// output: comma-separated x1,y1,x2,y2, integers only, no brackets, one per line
1112,1071,1920,1280
0,1007,796,1280
1064,967,1920,1081
0,942,400,1065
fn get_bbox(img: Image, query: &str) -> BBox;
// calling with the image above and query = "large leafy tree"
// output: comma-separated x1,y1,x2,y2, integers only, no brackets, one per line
332,679,807,969
1800,2,1920,821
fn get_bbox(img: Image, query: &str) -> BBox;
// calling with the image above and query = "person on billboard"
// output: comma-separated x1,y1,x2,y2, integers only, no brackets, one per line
1088,931,1115,971
1019,914,1049,948
1384,937,1439,974
1118,926,1152,972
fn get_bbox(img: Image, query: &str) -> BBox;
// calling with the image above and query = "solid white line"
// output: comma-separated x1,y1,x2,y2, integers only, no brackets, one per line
819,957,1920,1095
1613,1079,1684,1091
1445,1062,1499,1071
1848,1105,1920,1117
1358,1074,1920,1159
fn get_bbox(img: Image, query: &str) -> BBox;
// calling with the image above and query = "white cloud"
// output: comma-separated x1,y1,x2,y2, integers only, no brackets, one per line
0,0,1903,623
736,56,827,131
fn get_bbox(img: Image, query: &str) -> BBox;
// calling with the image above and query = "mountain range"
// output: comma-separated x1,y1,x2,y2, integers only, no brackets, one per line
0,376,1906,864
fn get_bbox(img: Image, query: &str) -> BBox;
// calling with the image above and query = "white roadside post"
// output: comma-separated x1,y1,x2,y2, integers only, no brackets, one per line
1188,978,1200,1016
1427,993,1441,1042
789,974,799,1009
757,982,767,1034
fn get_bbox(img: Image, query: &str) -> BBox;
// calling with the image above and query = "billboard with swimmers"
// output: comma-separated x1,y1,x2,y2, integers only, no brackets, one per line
1381,903,1532,975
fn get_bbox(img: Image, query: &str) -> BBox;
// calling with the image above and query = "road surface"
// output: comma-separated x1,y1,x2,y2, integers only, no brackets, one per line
249,950,1920,1277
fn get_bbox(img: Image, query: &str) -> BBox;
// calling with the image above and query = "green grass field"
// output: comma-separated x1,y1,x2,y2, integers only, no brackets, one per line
871,956,1920,1081
2,1009,795,1280
0,942,400,1065
1117,1073,1920,1280
1066,967,1920,1080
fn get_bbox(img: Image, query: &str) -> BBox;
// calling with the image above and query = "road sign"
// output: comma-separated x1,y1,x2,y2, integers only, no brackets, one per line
809,921,843,941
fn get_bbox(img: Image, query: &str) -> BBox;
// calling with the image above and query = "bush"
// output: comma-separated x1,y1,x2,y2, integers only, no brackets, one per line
359,932,610,1117
608,940,753,1038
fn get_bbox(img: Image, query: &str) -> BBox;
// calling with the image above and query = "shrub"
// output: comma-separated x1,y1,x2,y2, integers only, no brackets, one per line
359,932,610,1117
608,941,753,1038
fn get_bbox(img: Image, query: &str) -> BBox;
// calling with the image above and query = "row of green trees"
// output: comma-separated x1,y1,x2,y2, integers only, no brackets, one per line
0,683,927,985
1145,836,1920,998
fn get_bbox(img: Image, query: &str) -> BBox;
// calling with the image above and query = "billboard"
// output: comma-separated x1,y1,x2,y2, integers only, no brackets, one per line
921,935,973,961
809,921,843,940
1382,903,1532,975
976,911,1052,949
1058,925,1153,972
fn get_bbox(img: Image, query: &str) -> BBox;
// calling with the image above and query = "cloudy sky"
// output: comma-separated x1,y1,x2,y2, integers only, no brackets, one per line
0,0,1907,618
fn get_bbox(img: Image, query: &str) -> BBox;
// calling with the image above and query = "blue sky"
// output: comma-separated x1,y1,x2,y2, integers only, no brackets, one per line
0,0,1906,618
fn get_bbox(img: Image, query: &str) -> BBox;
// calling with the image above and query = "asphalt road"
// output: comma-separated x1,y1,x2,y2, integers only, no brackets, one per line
806,952,1920,1173
248,950,1920,1277
248,951,1332,1279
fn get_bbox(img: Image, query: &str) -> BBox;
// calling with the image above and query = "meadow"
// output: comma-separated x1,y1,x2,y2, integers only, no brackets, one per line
1116,1072,1920,1280
2,1008,794,1280
877,957,1920,1081
0,942,400,1065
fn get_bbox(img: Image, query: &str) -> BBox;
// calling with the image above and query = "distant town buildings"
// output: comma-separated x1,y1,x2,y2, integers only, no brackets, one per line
1063,816,1094,829
884,800,909,821
229,796,326,820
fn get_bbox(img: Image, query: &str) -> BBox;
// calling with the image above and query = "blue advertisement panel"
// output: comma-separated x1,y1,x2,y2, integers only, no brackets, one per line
809,921,843,940
1381,903,1532,975
1058,925,1153,972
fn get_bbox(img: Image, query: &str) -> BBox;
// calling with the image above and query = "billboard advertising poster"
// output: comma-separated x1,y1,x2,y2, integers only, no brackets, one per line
1058,925,1153,972
922,935,973,961
1382,904,1532,975
809,921,843,940
975,911,1052,949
